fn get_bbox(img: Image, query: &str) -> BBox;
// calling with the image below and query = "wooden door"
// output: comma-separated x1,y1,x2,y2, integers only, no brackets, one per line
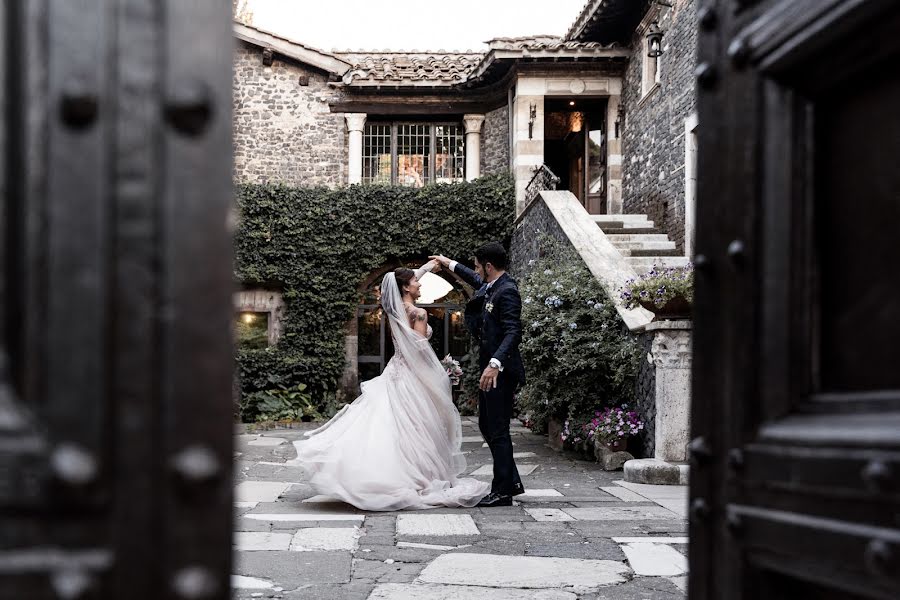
0,1,234,597
690,0,900,598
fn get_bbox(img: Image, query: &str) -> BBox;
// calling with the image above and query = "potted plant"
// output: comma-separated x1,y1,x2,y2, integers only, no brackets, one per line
582,405,644,452
619,264,693,320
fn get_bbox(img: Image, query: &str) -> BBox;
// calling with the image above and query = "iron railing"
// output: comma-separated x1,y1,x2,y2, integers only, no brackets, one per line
524,164,560,206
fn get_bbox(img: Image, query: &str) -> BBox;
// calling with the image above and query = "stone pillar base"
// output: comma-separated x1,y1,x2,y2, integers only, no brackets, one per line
624,458,689,485
594,441,633,471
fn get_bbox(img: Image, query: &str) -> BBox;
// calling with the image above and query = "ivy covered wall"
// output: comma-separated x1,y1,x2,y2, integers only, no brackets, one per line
234,174,516,410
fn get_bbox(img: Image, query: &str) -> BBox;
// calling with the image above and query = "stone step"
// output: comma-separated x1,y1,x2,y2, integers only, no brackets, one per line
608,241,677,251
591,214,653,224
599,227,660,235
629,247,683,258
597,221,655,230
605,233,670,243
627,256,690,274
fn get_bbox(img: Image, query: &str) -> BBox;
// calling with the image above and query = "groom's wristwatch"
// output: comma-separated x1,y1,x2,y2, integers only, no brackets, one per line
489,358,504,371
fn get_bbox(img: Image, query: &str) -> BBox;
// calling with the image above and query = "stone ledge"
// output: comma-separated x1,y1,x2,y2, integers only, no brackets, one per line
623,458,689,486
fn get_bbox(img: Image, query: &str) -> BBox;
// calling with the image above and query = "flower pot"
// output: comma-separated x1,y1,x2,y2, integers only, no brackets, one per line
638,295,691,320
607,438,627,452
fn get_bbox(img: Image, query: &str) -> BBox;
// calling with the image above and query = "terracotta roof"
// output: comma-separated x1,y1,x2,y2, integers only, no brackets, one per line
335,36,625,88
334,52,482,86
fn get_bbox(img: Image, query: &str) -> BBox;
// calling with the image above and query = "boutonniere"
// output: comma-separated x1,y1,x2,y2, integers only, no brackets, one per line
485,302,495,313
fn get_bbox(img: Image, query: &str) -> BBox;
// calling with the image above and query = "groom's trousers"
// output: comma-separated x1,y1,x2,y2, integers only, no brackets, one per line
479,373,524,496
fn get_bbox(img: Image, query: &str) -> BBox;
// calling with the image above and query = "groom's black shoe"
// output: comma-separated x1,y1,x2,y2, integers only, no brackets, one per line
511,482,526,497
477,492,513,507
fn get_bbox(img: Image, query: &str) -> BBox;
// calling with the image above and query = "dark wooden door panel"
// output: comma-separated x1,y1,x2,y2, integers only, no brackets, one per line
0,1,234,597
690,0,900,598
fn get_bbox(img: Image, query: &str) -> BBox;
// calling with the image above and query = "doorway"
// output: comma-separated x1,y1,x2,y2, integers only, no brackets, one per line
543,98,608,214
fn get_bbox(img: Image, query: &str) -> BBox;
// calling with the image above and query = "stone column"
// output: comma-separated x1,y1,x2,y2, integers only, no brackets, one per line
463,114,485,182
605,94,623,214
647,320,692,462
512,78,546,214
345,113,367,184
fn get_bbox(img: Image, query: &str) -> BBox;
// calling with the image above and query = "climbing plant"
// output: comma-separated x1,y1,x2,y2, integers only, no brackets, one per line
234,174,515,412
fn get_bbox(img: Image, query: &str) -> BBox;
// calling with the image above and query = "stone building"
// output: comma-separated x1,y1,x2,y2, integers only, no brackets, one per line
233,0,699,447
232,0,696,251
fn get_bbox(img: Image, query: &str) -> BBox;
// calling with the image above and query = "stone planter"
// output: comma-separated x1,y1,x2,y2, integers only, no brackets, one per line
547,417,564,451
594,439,633,471
606,438,627,452
639,295,691,321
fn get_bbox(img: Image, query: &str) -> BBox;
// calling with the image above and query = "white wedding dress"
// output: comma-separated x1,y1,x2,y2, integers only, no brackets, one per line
289,269,489,511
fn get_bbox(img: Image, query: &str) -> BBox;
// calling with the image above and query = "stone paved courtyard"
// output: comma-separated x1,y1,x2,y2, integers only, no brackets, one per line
232,418,689,599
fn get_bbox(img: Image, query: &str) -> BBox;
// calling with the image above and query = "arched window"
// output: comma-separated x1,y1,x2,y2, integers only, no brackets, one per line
357,267,470,382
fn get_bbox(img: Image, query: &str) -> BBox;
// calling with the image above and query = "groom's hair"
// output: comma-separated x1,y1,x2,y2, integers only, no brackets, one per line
474,242,508,270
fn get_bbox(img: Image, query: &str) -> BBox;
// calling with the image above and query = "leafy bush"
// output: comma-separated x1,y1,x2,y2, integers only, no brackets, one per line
234,175,515,417
619,264,694,310
517,245,643,432
240,383,321,423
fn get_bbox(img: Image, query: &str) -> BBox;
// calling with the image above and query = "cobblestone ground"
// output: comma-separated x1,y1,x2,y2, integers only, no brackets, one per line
232,418,689,600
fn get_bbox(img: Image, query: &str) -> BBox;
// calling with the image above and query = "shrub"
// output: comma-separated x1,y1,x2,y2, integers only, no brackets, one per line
234,175,515,417
619,264,694,310
517,245,643,432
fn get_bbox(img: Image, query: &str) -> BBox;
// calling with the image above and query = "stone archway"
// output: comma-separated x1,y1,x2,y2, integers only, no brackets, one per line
339,259,473,399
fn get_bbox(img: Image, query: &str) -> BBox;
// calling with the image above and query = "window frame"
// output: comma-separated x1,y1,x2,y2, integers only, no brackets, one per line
363,120,466,186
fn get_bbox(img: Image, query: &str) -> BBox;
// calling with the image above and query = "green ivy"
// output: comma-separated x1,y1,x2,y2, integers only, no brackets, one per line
517,244,643,433
234,175,515,412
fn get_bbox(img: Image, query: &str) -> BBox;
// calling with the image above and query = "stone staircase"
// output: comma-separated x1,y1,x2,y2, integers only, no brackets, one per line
591,214,689,275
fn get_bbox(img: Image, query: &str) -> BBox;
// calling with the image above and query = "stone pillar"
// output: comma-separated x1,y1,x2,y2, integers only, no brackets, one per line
345,113,367,184
339,333,359,403
647,320,692,462
512,78,546,215
463,114,485,181
605,94,623,214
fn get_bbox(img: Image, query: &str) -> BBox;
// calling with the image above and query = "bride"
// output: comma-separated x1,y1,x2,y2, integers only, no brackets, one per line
289,261,490,511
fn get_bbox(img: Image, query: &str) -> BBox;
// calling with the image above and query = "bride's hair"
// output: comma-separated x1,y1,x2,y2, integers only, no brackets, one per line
394,267,416,298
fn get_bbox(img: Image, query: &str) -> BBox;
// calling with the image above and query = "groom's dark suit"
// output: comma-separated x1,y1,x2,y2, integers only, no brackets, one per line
453,263,525,497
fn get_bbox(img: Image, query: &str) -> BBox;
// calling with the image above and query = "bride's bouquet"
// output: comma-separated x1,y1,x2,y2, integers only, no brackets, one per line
440,355,463,386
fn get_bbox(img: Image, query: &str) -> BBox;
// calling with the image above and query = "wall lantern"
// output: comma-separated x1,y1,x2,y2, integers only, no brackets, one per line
645,22,663,57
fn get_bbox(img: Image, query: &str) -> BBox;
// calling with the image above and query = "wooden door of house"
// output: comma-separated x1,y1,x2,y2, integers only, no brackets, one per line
689,1,900,598
1,1,234,597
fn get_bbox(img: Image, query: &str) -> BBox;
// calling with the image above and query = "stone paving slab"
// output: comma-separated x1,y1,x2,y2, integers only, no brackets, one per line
470,464,537,476
620,542,688,576
290,526,361,551
235,481,292,503
583,576,686,599
234,550,352,588
396,514,480,536
417,553,631,593
369,583,579,599
563,506,680,520
231,423,688,599
247,436,287,446
234,531,293,551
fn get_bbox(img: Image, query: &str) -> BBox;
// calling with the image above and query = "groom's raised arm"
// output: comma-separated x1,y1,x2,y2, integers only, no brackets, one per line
430,255,483,289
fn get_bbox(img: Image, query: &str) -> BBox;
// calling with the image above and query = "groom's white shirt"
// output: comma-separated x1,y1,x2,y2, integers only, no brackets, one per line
448,260,503,371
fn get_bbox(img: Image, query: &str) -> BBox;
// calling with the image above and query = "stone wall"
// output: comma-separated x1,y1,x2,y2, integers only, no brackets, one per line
620,0,697,252
233,41,347,186
633,332,656,458
481,105,510,176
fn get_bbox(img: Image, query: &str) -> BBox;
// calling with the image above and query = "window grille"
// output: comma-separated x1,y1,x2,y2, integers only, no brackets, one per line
362,123,391,184
362,121,465,186
435,124,465,183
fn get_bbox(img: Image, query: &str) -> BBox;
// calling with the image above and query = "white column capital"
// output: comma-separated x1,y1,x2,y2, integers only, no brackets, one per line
345,113,367,132
463,114,485,134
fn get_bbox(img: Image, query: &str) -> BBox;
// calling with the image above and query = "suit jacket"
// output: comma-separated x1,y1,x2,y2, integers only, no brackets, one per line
453,264,526,386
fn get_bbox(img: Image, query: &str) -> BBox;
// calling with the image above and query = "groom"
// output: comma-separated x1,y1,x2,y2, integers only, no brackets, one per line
431,243,525,507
